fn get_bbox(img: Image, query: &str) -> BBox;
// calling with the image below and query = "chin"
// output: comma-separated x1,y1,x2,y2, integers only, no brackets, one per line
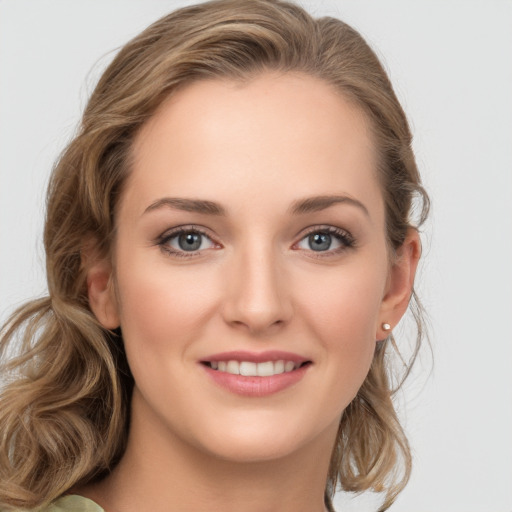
202,436,305,464
190,412,338,465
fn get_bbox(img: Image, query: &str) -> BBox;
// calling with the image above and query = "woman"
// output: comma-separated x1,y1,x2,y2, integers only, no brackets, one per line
0,1,429,511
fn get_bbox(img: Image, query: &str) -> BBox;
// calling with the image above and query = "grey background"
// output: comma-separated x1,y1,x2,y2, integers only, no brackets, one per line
1,1,511,510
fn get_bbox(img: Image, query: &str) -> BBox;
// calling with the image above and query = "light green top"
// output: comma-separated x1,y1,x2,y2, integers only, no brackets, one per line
37,493,337,511
43,495,104,512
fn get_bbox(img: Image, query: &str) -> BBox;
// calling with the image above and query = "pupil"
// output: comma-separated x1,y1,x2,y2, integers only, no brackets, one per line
178,232,202,251
309,232,331,251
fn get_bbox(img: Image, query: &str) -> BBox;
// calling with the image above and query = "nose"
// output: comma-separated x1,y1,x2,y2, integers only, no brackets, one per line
221,243,293,335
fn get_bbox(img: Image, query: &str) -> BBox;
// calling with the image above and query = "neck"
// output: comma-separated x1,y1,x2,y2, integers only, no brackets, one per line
79,389,338,512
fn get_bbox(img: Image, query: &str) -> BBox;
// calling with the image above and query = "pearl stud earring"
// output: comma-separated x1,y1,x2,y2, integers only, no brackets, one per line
382,323,391,331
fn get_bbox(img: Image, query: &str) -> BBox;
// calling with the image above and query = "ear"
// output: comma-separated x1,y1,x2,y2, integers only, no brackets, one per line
82,240,120,330
377,228,421,340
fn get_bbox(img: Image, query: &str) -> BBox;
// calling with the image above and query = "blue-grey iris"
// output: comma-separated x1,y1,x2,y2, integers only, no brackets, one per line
178,232,202,251
309,232,331,251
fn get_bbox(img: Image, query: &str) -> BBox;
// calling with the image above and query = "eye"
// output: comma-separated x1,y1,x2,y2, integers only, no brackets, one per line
295,227,355,254
158,227,218,257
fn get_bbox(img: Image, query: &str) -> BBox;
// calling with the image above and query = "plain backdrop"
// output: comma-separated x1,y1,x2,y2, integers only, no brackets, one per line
1,1,511,511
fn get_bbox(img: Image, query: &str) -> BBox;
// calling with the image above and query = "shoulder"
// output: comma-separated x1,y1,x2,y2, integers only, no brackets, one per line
39,495,104,512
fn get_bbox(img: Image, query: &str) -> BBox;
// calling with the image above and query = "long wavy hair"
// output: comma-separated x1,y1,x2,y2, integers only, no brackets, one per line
0,1,429,510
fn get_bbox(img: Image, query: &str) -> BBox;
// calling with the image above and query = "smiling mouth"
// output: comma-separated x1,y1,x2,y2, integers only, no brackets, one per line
201,360,311,377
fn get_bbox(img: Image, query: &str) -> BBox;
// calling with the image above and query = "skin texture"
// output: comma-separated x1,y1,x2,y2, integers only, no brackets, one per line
83,72,420,512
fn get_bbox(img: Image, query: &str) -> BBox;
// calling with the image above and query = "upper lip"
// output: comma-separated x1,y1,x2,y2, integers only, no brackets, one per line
200,350,311,364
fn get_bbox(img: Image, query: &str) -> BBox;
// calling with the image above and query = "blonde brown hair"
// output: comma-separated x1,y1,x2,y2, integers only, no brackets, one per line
0,1,429,510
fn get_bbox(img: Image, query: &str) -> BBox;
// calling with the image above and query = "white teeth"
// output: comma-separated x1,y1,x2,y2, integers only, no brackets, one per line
256,361,274,377
239,361,257,376
209,359,303,376
284,361,295,372
226,360,239,374
274,360,285,374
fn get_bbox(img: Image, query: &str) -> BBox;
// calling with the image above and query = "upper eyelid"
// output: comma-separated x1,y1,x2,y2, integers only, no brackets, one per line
299,224,349,233
295,224,353,240
158,224,216,241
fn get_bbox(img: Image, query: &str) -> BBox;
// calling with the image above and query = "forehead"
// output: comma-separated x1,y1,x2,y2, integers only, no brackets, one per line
124,72,383,222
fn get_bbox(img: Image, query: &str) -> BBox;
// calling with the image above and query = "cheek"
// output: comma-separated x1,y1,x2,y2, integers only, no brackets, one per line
114,255,221,360
297,262,385,341
293,259,387,393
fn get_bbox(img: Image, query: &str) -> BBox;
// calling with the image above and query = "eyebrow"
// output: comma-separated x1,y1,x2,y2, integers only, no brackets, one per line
143,197,226,216
143,194,369,217
290,195,370,217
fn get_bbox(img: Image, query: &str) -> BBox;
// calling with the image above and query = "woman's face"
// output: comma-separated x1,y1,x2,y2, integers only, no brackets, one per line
90,72,413,463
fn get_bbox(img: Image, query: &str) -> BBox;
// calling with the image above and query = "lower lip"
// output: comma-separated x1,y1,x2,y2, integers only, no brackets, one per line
202,364,310,397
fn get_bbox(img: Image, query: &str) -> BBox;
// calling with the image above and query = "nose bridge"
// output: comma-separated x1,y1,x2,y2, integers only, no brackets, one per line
223,235,292,333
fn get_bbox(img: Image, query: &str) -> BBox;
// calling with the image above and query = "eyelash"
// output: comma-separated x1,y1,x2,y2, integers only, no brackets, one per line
156,225,219,258
156,225,355,259
294,225,356,258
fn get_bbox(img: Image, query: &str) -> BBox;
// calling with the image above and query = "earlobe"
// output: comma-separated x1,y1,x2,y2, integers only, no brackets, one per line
377,229,421,339
83,243,120,330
